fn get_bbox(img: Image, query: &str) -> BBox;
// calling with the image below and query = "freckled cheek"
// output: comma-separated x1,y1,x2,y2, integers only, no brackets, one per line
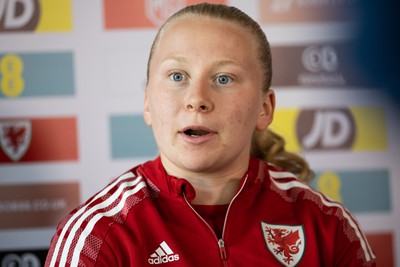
224,105,245,129
151,93,181,124
228,102,258,128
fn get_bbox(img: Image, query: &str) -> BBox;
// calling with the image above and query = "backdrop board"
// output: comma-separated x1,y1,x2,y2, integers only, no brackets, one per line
0,1,398,266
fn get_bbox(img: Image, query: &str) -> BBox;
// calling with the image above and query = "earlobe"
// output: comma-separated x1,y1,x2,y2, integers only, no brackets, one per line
255,89,275,131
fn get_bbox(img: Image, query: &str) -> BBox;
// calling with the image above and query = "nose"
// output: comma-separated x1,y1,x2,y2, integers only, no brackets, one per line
184,81,214,113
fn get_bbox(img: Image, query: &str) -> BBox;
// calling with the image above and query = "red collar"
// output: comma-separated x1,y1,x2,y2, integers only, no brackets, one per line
137,156,268,202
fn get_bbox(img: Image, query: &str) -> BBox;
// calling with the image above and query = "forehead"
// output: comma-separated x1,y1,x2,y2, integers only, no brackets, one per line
153,15,258,62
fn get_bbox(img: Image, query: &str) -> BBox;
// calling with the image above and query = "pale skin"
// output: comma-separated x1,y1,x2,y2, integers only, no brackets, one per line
144,15,275,205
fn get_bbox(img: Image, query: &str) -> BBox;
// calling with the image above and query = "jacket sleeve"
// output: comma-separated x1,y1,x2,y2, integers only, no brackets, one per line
93,239,119,267
333,217,376,267
44,218,119,267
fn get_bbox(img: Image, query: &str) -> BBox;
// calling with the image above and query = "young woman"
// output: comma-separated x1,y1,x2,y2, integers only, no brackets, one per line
46,3,375,266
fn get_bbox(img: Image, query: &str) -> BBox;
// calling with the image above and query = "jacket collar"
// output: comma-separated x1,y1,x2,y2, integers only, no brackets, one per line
137,156,268,202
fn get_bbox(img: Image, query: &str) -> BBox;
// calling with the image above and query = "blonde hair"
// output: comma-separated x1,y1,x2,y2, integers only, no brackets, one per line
146,3,313,182
251,130,314,183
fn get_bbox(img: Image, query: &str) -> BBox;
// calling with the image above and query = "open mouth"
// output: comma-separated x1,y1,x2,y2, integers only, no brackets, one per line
181,127,214,137
184,129,210,137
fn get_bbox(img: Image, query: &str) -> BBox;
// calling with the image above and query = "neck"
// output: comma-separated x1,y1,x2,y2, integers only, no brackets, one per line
160,155,250,205
187,175,243,205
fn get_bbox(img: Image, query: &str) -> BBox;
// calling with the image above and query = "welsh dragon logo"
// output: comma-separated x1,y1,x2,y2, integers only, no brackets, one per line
261,222,305,267
0,120,31,161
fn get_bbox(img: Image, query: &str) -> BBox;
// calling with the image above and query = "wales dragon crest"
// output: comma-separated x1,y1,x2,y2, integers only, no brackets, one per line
261,222,305,267
0,120,31,161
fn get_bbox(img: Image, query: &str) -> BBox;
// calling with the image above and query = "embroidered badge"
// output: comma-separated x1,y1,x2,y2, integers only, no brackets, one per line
261,222,305,267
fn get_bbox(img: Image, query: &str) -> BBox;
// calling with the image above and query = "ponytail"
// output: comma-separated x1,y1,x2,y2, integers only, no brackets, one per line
251,129,314,183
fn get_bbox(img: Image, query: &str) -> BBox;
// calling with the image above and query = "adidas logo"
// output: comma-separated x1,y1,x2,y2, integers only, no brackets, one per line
148,241,180,265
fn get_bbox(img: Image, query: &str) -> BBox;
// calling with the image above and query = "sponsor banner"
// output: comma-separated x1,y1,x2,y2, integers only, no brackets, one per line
259,0,359,24
366,232,395,267
0,0,72,32
271,43,377,88
110,114,158,158
0,182,80,229
0,117,78,163
103,0,227,29
0,248,48,267
312,169,391,213
270,107,387,152
0,52,74,98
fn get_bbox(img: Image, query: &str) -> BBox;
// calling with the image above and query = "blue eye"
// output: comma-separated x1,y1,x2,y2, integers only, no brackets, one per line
217,75,231,85
170,72,184,82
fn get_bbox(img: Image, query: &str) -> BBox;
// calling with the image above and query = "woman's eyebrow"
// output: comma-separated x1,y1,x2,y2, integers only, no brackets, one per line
160,56,243,70
161,55,187,64
213,59,241,68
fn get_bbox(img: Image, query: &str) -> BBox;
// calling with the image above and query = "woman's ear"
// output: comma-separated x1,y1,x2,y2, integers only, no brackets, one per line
256,89,275,131
143,91,152,126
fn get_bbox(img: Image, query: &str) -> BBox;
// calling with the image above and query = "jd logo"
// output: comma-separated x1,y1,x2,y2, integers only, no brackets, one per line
145,0,185,26
297,108,355,150
0,0,40,31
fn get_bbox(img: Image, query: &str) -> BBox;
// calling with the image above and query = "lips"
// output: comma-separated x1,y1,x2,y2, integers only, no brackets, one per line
179,126,216,144
183,128,210,137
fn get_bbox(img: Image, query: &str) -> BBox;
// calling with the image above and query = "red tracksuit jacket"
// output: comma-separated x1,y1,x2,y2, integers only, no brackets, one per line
46,157,376,266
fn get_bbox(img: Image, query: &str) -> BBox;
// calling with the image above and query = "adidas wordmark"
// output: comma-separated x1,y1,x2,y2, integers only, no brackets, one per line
148,241,180,265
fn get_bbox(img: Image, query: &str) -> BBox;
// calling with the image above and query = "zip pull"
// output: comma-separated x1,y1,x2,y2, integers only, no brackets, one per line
218,239,227,260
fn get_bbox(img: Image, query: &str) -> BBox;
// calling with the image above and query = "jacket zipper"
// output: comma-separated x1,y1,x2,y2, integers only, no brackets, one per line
218,239,227,260
183,175,249,266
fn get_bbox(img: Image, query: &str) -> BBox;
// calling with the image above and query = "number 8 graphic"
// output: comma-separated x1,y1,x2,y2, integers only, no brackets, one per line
0,54,25,97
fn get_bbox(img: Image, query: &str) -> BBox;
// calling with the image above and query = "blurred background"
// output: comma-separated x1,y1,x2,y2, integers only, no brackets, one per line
0,0,398,266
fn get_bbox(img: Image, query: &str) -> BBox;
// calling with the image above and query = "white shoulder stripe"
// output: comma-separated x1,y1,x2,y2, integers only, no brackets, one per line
59,175,144,266
71,180,147,266
269,170,298,179
270,177,375,262
49,172,137,267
